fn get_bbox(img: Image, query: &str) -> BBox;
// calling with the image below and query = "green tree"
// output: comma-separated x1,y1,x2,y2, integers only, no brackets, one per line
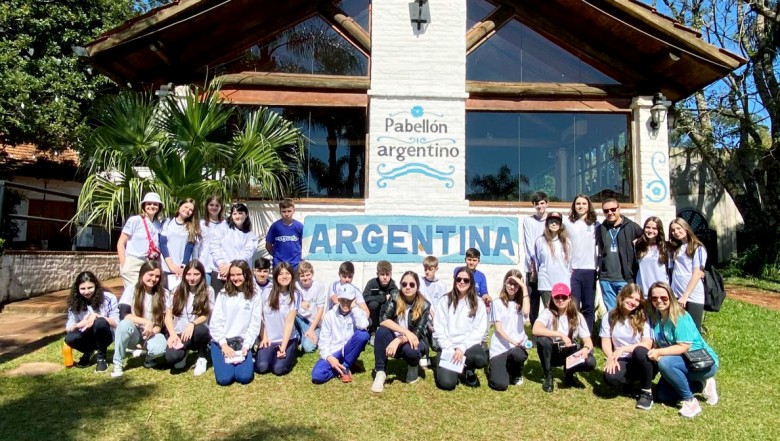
74,85,305,229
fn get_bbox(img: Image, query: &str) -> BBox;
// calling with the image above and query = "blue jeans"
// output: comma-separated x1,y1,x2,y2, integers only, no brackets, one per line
656,354,718,402
112,318,166,366
373,325,428,372
295,315,321,353
599,280,627,313
311,330,369,384
210,341,254,386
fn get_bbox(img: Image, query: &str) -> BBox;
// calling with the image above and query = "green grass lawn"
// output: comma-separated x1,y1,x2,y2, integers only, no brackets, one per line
725,276,780,293
1,298,778,441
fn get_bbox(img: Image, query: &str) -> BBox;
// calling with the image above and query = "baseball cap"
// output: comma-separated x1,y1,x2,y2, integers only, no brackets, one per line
337,285,356,301
551,283,571,297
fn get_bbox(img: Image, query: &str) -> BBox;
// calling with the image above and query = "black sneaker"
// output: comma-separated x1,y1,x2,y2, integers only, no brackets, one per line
95,357,108,373
406,365,419,384
542,373,554,393
76,352,93,368
636,391,653,410
562,374,584,389
462,369,480,388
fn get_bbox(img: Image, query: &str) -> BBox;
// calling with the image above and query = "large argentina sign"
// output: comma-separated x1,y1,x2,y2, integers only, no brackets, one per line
303,216,519,264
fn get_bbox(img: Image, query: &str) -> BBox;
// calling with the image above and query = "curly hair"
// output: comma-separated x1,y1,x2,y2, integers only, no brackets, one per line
67,271,106,313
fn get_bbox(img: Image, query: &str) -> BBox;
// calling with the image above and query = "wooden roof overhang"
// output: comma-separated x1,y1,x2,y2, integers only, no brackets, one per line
84,0,745,102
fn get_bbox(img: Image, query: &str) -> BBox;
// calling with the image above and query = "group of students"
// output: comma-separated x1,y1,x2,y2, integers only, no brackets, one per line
63,191,719,418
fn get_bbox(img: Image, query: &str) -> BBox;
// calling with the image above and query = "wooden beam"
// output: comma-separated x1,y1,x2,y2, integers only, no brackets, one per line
219,89,367,107
466,97,631,112
318,1,371,53
467,81,636,98
218,72,369,90
466,5,516,53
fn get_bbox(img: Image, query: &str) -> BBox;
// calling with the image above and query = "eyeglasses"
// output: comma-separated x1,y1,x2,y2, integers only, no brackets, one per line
455,277,470,284
602,207,618,213
651,296,669,303
553,295,570,301
401,282,416,288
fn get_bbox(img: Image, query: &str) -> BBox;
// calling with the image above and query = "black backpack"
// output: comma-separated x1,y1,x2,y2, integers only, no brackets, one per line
703,266,726,312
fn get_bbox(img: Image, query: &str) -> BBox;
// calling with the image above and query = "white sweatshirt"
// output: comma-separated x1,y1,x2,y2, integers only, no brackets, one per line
210,226,258,267
318,305,369,360
209,290,263,351
433,295,488,353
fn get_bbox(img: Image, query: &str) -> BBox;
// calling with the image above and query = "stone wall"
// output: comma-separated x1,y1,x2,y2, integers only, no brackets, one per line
0,251,119,304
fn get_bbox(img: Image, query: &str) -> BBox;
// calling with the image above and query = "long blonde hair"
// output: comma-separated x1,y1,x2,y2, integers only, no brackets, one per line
669,217,703,259
647,281,686,327
608,283,647,338
395,271,426,322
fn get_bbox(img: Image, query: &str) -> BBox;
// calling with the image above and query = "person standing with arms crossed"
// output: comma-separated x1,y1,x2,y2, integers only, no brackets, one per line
523,191,548,325
596,199,642,313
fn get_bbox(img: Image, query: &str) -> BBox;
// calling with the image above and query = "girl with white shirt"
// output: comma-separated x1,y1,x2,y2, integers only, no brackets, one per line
199,194,225,287
532,211,571,310
255,262,301,376
295,260,327,353
112,260,167,378
371,271,431,393
117,192,163,290
210,203,258,293
210,260,263,386
532,283,595,393
160,198,201,291
163,260,215,377
65,272,119,373
635,216,670,297
564,195,599,333
433,268,488,390
668,218,708,331
488,270,531,391
601,283,654,410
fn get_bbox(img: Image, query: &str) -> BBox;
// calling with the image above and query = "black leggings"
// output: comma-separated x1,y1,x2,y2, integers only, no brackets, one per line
435,344,487,390
164,324,211,365
686,302,704,332
488,346,528,391
602,346,655,390
64,317,113,356
373,326,427,372
536,336,596,377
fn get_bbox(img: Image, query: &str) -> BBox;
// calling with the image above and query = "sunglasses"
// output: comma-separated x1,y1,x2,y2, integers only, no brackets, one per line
401,281,416,288
602,207,618,213
651,296,669,303
553,295,570,301
455,277,470,284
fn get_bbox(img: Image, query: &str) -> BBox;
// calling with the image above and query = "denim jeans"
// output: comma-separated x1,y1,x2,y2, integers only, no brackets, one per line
112,318,166,366
373,325,427,372
599,280,627,313
295,315,321,353
311,330,370,384
656,354,718,402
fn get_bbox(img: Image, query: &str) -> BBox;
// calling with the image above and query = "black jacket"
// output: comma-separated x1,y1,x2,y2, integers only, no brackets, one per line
378,293,431,341
596,215,643,283
363,278,398,304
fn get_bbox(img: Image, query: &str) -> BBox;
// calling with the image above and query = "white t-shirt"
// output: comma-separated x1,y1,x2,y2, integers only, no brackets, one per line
119,286,156,323
199,219,225,272
533,236,571,291
121,215,161,259
165,287,216,335
489,300,529,358
420,277,448,306
563,218,599,270
599,316,653,358
296,280,327,321
523,215,547,273
537,308,590,339
636,245,670,297
160,218,198,273
671,244,707,304
262,290,301,343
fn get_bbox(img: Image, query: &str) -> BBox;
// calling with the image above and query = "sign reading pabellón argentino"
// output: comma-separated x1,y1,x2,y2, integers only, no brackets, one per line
303,215,519,264
375,105,460,188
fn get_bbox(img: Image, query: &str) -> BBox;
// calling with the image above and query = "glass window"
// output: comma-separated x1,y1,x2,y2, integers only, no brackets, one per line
268,106,366,198
336,0,370,33
467,0,498,29
209,15,368,77
467,18,618,84
466,112,631,202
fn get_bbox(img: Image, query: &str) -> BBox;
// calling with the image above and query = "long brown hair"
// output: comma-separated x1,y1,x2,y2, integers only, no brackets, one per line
498,269,524,314
395,271,426,322
608,283,647,338
267,262,296,311
172,260,211,318
668,217,703,259
225,260,256,300
635,216,669,265
568,194,597,225
547,293,579,339
203,194,224,226
543,213,571,264
173,198,201,243
133,260,165,326
448,267,478,317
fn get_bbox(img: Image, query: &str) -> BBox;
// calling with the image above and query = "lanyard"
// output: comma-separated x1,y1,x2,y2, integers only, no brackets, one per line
608,226,621,246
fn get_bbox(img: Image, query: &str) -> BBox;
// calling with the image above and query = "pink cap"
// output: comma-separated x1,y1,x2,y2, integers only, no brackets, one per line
551,283,571,297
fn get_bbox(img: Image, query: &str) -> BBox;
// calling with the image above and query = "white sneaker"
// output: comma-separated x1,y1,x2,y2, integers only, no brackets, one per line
511,376,524,386
419,356,430,368
193,357,208,377
110,364,124,378
130,348,145,357
679,398,702,418
173,358,187,370
703,378,719,405
371,371,387,393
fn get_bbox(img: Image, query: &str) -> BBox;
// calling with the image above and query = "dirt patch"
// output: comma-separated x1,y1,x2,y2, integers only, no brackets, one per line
726,285,780,311
3,362,63,377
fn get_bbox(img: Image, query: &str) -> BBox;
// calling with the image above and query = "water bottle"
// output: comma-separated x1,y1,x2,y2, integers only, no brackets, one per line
62,342,74,367
523,340,533,349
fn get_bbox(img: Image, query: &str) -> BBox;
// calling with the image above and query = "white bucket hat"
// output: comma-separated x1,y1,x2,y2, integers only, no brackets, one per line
141,192,163,207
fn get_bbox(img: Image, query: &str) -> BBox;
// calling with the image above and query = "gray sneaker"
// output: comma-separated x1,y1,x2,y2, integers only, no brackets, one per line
406,365,419,384
636,391,653,410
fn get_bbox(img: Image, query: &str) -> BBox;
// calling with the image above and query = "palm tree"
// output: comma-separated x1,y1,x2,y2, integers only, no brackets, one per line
74,84,304,229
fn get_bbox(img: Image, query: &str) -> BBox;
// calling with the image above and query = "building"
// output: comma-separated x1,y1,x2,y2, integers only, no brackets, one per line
81,0,744,284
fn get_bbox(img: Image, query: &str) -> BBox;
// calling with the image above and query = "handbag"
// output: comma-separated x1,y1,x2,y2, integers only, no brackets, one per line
142,217,161,260
683,348,715,372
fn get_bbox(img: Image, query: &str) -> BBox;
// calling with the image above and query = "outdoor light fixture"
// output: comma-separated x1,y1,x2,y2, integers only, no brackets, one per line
650,92,669,131
410,0,430,32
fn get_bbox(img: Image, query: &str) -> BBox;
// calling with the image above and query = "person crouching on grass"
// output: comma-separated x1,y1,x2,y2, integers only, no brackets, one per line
371,271,431,393
532,282,595,392
255,262,300,376
65,271,119,372
312,286,370,384
488,270,531,391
